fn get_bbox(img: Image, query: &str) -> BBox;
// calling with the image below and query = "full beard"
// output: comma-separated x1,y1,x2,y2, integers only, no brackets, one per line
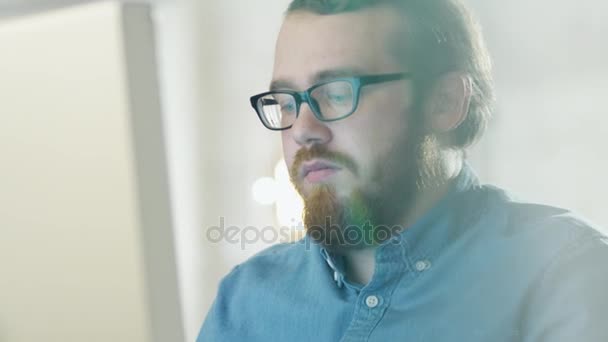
290,130,447,255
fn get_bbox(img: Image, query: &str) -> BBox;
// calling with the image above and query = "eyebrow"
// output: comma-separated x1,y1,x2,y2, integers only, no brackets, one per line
269,67,367,91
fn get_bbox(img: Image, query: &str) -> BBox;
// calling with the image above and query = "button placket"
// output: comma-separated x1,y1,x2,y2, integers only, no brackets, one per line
338,243,406,341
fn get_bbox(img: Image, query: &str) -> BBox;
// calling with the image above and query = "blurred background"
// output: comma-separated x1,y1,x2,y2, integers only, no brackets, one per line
0,0,606,341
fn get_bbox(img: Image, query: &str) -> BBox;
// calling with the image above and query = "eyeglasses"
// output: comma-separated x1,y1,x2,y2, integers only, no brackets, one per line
250,72,412,131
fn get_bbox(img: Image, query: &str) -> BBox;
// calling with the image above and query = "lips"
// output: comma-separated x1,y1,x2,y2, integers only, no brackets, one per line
300,160,342,182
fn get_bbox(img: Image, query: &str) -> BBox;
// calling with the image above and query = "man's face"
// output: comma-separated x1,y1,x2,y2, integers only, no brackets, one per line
272,8,432,250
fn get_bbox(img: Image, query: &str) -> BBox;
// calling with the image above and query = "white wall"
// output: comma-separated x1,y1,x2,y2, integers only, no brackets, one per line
153,1,292,340
467,0,608,231
152,1,205,341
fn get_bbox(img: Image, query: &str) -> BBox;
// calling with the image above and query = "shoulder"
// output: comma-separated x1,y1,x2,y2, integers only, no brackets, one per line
467,185,608,339
230,239,311,278
214,239,313,298
463,184,608,279
478,184,605,244
198,240,313,340
500,197,608,340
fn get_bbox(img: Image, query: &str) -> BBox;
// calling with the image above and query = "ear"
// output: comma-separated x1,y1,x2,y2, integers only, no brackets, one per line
424,72,472,133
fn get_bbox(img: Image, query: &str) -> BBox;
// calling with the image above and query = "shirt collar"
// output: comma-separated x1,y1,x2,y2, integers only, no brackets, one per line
395,162,481,262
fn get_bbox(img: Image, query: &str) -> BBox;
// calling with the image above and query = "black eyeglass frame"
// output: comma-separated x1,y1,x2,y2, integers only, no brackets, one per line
249,72,412,131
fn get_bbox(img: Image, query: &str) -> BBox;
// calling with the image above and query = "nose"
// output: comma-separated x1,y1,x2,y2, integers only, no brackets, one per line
291,103,332,147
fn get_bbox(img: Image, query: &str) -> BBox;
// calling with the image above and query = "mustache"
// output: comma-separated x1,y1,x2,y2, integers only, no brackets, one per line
290,145,359,180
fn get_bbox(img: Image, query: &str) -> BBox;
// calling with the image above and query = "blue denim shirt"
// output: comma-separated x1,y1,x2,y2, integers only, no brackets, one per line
197,166,608,341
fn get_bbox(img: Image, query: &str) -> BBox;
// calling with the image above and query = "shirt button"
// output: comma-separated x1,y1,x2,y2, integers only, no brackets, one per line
365,295,379,308
415,259,432,272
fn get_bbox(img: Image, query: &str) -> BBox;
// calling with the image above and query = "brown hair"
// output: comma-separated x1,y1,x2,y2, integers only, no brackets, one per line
286,0,494,149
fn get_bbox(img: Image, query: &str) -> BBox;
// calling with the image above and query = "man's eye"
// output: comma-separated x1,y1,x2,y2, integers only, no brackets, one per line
328,92,351,104
280,101,296,113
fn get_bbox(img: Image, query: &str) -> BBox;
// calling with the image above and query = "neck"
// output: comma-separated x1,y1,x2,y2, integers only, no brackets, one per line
401,149,463,229
342,151,464,286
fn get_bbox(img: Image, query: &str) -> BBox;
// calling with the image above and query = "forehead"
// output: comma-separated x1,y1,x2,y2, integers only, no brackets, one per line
272,7,405,89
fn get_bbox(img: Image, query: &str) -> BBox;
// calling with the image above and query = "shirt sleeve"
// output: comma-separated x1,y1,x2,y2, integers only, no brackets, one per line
521,234,608,341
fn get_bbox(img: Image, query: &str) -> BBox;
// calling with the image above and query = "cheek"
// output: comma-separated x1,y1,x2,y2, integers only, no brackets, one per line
281,132,297,166
338,110,411,181
344,104,409,149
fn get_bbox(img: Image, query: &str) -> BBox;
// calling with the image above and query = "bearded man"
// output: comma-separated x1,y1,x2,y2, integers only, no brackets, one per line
198,1,608,341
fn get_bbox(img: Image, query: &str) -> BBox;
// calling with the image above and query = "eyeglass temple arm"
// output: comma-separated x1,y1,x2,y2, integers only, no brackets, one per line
260,98,279,105
360,72,412,85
